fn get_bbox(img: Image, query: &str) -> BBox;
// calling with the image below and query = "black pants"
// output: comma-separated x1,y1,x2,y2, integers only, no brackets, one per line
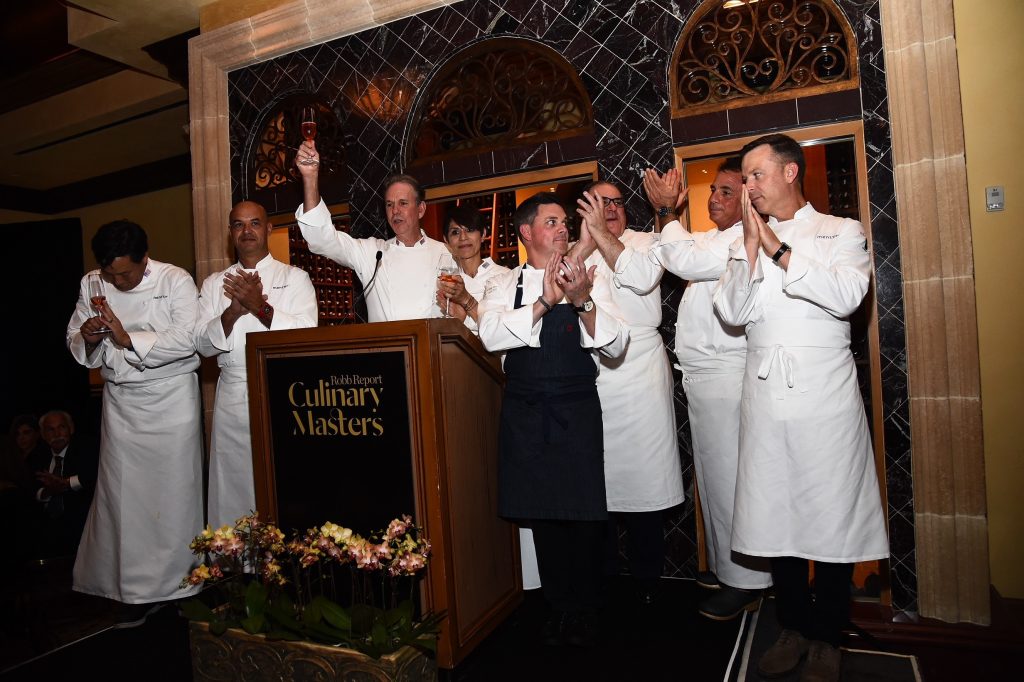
770,556,854,646
531,519,605,614
604,510,665,582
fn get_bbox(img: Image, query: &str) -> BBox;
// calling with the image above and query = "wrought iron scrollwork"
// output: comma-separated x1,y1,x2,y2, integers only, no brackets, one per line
251,97,344,192
672,0,857,114
408,40,593,164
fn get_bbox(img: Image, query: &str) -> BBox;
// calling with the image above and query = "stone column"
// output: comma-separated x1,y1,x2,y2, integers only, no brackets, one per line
880,0,989,624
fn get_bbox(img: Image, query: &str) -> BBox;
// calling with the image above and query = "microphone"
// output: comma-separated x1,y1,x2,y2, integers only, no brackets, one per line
355,250,383,308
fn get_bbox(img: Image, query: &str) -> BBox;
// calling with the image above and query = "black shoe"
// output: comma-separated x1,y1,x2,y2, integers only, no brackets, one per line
541,610,570,646
696,570,721,590
698,586,761,621
564,612,599,649
112,601,164,629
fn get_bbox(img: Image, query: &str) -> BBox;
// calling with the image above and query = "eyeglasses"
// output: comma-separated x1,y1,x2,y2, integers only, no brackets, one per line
599,197,625,207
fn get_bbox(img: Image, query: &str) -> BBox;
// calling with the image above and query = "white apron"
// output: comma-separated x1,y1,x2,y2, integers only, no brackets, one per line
591,230,683,512
207,371,253,529
683,372,771,588
731,319,889,562
597,327,683,511
74,373,204,603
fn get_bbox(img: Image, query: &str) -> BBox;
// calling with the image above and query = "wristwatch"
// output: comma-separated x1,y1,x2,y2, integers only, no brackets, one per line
657,206,676,219
573,298,595,314
771,242,792,263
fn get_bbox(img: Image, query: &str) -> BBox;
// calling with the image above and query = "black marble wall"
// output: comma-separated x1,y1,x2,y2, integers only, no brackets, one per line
228,0,915,613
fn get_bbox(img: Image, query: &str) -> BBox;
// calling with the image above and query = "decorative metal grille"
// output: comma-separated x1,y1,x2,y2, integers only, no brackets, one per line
250,96,345,192
672,0,857,115
407,39,593,165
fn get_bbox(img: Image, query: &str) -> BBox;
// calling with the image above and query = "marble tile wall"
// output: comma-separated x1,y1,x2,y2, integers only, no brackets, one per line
228,0,915,612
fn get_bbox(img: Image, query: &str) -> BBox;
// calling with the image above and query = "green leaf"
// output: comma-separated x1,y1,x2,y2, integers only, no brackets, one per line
350,603,376,636
244,581,268,617
265,604,304,634
412,635,437,653
241,613,266,634
302,598,322,625
313,596,352,630
370,621,388,649
179,598,215,622
385,600,413,630
210,619,228,636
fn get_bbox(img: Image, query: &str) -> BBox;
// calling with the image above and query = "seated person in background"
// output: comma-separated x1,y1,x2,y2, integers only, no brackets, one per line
4,415,41,492
3,417,40,553
436,204,510,331
29,410,97,558
10,415,45,464
295,140,450,321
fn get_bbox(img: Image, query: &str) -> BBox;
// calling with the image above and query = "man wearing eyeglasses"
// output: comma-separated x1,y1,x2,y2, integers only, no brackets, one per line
569,182,683,606
599,161,773,621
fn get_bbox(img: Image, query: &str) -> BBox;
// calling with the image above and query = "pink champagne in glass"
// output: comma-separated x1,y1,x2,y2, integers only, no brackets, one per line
301,120,317,141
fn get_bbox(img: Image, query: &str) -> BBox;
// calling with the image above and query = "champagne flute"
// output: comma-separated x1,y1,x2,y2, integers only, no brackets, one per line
299,106,318,165
87,273,112,334
436,255,460,318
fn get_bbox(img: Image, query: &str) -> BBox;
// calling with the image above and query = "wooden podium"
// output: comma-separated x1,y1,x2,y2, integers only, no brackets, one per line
245,319,522,668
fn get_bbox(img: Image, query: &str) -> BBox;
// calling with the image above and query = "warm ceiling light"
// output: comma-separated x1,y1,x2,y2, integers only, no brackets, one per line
723,0,758,8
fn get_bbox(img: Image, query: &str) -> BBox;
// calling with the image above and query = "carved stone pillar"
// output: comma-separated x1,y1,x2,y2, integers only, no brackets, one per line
880,0,989,624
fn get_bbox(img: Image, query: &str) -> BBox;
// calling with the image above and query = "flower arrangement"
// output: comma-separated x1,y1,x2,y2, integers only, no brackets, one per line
180,513,441,659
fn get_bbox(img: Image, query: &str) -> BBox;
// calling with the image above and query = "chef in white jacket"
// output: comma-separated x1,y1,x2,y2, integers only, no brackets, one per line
195,201,318,529
67,220,203,624
294,140,450,321
435,204,511,332
713,134,888,681
616,161,772,619
478,192,628,647
567,180,683,605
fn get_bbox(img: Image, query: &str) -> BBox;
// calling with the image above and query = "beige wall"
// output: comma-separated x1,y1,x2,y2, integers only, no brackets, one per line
0,184,197,275
954,0,1024,599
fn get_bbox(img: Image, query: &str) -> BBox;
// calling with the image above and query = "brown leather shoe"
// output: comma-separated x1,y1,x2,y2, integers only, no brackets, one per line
757,628,809,678
800,640,841,682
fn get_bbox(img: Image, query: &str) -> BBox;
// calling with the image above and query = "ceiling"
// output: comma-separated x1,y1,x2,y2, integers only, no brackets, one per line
0,0,217,213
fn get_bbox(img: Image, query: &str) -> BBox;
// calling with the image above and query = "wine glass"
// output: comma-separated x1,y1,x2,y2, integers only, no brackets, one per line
87,273,112,334
298,106,318,165
436,255,460,318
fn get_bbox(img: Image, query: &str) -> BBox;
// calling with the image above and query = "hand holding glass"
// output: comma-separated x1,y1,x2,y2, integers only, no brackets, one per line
87,273,112,334
436,256,460,318
299,107,319,165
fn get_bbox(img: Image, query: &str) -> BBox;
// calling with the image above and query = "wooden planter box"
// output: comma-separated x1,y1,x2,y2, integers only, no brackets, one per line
189,620,438,681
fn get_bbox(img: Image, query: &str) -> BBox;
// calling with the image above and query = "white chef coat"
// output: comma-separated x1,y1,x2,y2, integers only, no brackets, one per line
457,257,510,333
67,259,203,603
714,203,889,562
477,263,628,359
295,199,451,322
195,254,318,529
586,229,683,512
